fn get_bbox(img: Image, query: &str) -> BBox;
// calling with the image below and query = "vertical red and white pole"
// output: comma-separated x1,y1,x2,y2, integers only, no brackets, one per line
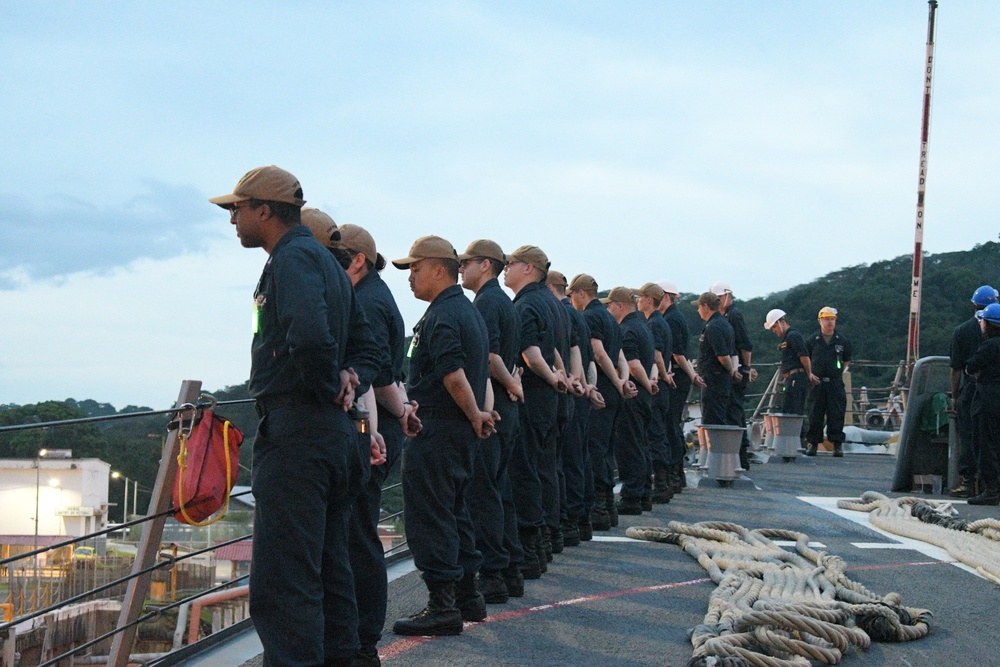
905,0,938,385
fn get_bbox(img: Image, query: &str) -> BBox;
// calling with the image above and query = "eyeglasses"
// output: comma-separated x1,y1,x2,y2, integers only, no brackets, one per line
229,202,259,218
459,257,486,269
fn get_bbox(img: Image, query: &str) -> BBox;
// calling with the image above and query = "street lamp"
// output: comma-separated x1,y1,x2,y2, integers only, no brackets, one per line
111,471,130,523
33,448,49,600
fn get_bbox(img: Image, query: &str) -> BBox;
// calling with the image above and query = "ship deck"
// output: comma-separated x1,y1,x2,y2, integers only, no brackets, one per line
217,452,1000,667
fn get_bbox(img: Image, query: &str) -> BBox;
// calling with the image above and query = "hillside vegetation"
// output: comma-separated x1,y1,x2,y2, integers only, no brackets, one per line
2,241,997,515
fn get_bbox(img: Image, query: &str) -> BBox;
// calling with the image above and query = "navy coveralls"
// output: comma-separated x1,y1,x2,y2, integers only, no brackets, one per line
725,305,753,459
582,299,624,496
402,285,489,582
562,297,595,522
467,278,523,573
805,330,852,446
778,328,809,416
403,284,490,583
646,309,673,472
510,281,559,529
542,289,574,531
697,311,736,426
951,316,983,478
967,336,1000,482
616,310,656,501
663,304,693,466
349,269,406,651
249,225,381,667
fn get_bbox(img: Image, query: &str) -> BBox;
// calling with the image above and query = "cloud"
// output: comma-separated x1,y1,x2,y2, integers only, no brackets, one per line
0,180,223,289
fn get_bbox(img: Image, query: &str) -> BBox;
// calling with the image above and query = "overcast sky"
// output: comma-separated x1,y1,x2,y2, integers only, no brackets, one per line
2,1,998,409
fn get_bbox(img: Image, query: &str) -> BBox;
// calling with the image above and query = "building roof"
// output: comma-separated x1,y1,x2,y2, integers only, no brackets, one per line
214,540,253,562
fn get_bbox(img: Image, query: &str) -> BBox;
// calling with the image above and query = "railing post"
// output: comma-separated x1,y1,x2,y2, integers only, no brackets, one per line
107,380,201,667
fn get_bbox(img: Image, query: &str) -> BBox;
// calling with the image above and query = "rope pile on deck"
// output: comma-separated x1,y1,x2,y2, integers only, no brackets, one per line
625,521,931,667
837,491,1000,585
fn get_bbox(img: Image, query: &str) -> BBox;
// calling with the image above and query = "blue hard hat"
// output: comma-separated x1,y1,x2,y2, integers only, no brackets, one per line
977,303,1000,324
971,285,999,307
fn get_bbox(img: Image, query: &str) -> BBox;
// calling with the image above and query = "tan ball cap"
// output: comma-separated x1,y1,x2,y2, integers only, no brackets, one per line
546,270,568,287
458,239,507,264
567,273,598,295
339,224,386,271
507,245,550,274
300,208,340,248
637,282,665,301
209,165,306,208
392,235,459,269
600,286,637,305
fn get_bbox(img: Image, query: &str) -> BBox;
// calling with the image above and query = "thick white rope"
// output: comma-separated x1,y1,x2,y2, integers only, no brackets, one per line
837,491,1000,585
626,521,931,667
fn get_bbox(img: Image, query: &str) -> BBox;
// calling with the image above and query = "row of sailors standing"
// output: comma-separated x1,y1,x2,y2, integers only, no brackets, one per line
385,235,707,640
212,165,770,667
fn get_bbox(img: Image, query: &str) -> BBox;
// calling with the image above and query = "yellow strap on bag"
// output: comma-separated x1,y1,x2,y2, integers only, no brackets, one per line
176,419,234,527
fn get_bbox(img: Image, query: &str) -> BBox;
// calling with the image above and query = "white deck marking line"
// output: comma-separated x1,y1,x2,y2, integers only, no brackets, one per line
798,496,981,578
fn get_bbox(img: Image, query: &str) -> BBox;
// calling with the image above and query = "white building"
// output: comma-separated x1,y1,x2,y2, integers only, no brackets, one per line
0,458,111,538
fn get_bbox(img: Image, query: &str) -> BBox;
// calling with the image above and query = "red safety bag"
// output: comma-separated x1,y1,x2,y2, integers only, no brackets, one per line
173,407,244,526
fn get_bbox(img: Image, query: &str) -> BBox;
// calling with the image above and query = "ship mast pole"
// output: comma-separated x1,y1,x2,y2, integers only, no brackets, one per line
905,0,939,388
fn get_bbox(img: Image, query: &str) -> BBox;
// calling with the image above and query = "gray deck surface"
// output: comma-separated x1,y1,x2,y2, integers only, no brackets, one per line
227,452,1000,667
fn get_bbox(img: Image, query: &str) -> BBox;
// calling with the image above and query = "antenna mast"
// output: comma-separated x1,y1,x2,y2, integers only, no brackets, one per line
905,0,939,385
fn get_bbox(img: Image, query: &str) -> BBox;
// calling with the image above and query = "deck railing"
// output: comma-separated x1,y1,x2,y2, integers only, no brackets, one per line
0,380,410,667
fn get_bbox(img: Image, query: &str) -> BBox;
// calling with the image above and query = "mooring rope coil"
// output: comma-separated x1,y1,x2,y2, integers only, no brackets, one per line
626,521,932,667
836,491,1000,585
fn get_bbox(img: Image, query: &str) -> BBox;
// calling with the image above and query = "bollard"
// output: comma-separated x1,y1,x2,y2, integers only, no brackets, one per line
770,413,805,461
703,425,746,482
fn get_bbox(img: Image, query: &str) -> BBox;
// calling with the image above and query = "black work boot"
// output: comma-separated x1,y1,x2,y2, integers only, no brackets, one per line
670,464,685,494
456,572,487,621
949,475,976,498
832,443,844,457
968,478,1000,506
550,525,565,554
502,563,524,597
577,515,593,541
518,527,542,579
616,496,642,515
607,492,619,527
591,491,611,531
477,570,509,604
392,579,463,636
350,644,380,667
652,464,673,504
561,519,581,547
538,527,551,570
804,444,818,457
640,495,653,512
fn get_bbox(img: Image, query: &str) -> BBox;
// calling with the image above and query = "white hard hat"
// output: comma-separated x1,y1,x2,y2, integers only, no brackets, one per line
709,280,733,296
657,280,679,295
764,308,786,330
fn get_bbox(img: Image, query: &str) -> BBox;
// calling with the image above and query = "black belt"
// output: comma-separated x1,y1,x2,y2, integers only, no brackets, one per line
782,368,804,379
417,406,468,421
254,392,322,417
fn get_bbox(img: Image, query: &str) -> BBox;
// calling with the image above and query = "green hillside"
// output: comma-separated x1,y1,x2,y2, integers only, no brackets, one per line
2,240,997,515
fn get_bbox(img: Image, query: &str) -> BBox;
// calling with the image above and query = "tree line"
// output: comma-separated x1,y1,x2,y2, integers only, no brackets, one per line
2,240,997,518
